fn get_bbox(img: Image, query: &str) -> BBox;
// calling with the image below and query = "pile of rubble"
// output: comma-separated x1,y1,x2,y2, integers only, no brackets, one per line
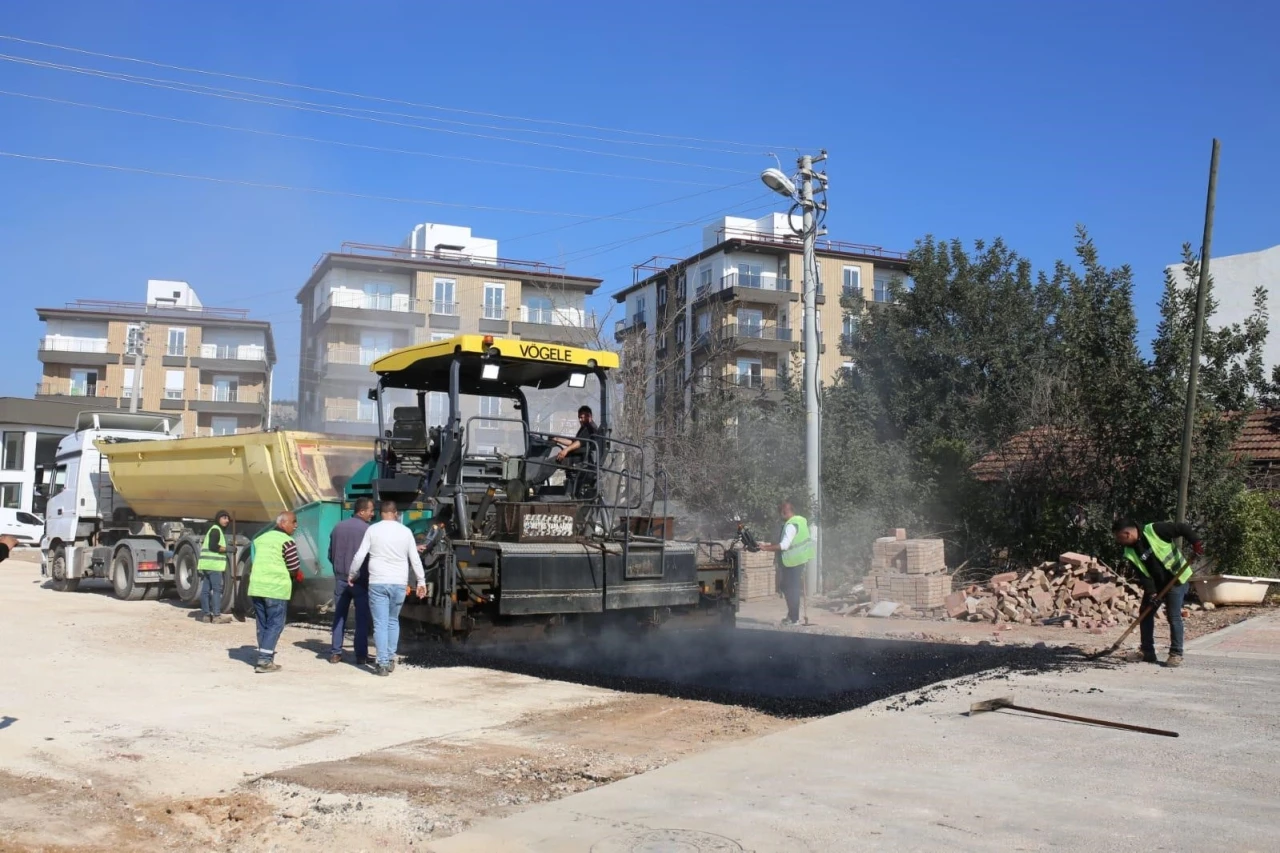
945,552,1146,629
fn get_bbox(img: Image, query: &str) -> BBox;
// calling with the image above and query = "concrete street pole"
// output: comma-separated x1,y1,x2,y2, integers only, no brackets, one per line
129,322,147,414
1175,139,1220,528
798,154,822,593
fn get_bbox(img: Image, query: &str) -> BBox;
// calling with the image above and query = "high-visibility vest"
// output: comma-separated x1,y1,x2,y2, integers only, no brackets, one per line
1123,523,1193,586
781,515,816,567
198,525,227,573
248,529,294,601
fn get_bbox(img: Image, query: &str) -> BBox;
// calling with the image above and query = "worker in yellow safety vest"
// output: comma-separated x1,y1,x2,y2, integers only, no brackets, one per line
198,510,233,624
248,511,302,674
759,500,815,626
1112,518,1204,668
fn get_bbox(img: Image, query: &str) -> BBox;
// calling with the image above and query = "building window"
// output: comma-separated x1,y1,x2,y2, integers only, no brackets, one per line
736,358,762,388
675,321,686,344
633,296,647,326
1,483,22,509
122,368,138,398
843,266,862,297
699,267,712,295
676,273,687,302
2,432,24,471
212,375,238,403
210,416,237,436
525,294,554,325
70,369,99,398
433,278,457,315
483,283,506,320
737,309,763,337
657,284,668,307
427,392,448,426
126,325,145,356
842,314,860,337
479,396,502,428
874,274,893,303
430,332,453,342
739,263,763,288
164,369,185,400
167,327,187,357
363,281,394,311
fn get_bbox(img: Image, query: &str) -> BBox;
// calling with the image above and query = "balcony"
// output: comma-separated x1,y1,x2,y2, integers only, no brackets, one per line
35,382,117,405
190,387,265,415
719,323,796,353
712,227,911,263
613,313,648,343
479,305,510,335
697,273,797,307
513,306,600,346
38,336,116,367
323,344,389,382
427,299,461,331
322,404,378,436
191,343,270,373
316,290,425,330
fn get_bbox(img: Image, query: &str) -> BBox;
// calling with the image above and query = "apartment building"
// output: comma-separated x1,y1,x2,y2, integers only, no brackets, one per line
0,397,84,515
613,214,910,424
35,281,277,437
1167,243,1280,372
295,223,605,436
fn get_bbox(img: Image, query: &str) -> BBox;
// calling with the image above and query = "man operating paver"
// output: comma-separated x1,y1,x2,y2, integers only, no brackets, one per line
758,499,814,626
349,501,427,676
1112,518,1203,667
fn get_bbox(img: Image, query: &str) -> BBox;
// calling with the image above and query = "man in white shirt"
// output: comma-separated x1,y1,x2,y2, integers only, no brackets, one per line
349,500,428,676
758,500,814,626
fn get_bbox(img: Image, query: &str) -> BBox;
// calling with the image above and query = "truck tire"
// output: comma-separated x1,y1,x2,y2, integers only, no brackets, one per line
48,550,80,593
232,546,252,622
111,548,145,602
174,543,201,605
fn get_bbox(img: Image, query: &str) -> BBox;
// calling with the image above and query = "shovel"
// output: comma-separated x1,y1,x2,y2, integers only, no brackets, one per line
969,696,1178,738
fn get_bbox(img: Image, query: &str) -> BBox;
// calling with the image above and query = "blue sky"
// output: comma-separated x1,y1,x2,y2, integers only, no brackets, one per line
2,0,1277,399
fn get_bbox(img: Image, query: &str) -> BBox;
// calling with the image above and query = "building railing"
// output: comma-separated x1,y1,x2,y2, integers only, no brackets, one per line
518,305,596,328
430,299,459,317
323,290,418,314
324,405,376,424
198,343,267,361
325,241,567,277
55,299,252,320
714,227,910,261
36,382,102,398
730,373,781,391
325,344,388,367
721,322,793,343
199,387,264,404
40,336,110,353
614,313,648,341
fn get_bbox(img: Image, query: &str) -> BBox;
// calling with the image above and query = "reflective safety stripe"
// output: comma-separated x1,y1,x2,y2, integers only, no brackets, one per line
198,525,226,573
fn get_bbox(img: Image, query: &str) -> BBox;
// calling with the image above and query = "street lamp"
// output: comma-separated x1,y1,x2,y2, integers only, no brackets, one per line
760,151,827,594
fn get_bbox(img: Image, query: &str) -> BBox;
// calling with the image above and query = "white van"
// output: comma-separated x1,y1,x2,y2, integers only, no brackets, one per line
0,508,44,545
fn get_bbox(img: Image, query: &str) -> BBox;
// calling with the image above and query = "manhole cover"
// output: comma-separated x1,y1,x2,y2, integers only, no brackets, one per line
591,828,745,853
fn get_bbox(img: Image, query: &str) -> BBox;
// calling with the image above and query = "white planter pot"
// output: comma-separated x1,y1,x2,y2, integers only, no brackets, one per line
1192,575,1280,606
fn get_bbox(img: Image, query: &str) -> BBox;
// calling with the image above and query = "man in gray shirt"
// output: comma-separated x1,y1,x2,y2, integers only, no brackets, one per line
328,496,375,665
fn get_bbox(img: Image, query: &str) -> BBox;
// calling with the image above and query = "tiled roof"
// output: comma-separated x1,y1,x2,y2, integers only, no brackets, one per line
970,410,1280,483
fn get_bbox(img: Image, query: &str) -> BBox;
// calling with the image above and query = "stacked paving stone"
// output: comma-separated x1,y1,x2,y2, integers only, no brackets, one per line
736,547,779,601
945,552,1146,630
866,530,952,611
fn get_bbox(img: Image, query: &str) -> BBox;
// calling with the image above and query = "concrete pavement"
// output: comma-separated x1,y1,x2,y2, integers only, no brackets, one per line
431,612,1280,853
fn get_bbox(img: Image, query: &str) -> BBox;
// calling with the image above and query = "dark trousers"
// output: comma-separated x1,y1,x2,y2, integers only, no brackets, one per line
1141,581,1189,656
781,564,804,622
199,570,224,617
252,596,287,663
330,576,370,660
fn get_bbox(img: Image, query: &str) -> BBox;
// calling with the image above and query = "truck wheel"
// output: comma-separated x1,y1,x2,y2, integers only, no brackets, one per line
174,544,201,605
49,551,80,593
111,549,145,602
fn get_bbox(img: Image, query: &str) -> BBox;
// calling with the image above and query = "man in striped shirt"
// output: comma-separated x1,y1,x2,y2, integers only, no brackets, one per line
248,511,302,674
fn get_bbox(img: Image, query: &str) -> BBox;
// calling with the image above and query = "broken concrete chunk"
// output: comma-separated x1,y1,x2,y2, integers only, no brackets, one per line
868,601,900,618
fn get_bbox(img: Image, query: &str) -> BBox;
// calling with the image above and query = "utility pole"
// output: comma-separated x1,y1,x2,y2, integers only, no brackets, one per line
798,153,825,594
761,151,828,592
129,322,147,414
1175,139,1220,527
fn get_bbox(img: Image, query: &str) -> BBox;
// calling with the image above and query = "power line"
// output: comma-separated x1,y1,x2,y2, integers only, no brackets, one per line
0,149,710,223
0,54,751,174
0,32,798,152
0,89,731,188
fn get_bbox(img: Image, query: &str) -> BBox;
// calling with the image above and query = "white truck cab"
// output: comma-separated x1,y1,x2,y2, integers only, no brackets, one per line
40,411,178,595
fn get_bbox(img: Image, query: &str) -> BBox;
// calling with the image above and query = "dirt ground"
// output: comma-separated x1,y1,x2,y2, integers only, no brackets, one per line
0,550,787,852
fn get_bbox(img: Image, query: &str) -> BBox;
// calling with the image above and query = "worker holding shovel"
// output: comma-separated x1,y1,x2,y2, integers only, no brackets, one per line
1112,519,1203,668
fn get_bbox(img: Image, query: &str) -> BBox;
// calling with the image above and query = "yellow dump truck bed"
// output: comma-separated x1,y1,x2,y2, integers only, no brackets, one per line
97,431,371,523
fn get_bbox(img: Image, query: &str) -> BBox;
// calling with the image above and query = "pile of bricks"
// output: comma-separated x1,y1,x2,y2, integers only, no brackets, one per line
866,530,952,611
945,552,1145,630
700,543,776,601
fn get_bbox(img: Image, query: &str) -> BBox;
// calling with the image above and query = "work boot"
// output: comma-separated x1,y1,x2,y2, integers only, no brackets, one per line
329,654,342,664
375,664,391,677
214,614,233,624
1165,653,1184,668
201,614,214,624
255,660,282,673
388,659,397,673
